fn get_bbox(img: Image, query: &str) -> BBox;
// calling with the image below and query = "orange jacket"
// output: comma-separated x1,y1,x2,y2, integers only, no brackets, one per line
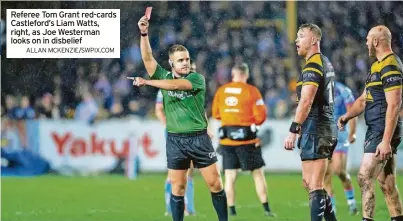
212,82,267,146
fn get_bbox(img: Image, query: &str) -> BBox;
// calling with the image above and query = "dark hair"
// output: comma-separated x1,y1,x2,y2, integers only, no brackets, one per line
232,63,249,75
299,23,322,40
168,44,188,56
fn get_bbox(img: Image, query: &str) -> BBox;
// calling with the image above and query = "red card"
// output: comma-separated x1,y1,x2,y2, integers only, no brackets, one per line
145,7,152,20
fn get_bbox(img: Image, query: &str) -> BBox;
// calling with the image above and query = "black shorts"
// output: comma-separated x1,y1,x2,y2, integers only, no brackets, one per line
221,144,265,171
298,134,337,161
364,130,401,154
166,130,218,170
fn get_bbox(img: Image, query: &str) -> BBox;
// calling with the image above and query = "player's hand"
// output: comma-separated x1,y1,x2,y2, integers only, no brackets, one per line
348,133,356,144
284,132,297,150
127,77,147,87
138,15,149,34
375,140,392,161
337,115,348,131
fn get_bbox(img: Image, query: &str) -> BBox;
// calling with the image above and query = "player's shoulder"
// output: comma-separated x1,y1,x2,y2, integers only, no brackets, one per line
187,71,204,78
306,53,324,67
156,64,171,74
245,83,261,93
381,53,402,68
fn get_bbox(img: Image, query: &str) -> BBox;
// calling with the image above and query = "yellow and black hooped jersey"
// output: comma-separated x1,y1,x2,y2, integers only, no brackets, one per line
365,53,403,133
296,53,337,136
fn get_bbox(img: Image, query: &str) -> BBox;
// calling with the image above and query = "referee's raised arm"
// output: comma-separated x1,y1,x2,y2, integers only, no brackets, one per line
138,15,158,77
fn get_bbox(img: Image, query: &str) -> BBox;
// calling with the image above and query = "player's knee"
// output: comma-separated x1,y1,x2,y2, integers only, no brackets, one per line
171,183,187,195
336,170,347,181
302,179,309,192
207,177,223,192
357,173,370,188
251,168,264,178
225,176,236,186
224,170,237,184
378,180,396,195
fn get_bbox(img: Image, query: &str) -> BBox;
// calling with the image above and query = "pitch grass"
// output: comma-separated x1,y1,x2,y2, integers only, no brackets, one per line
2,173,402,221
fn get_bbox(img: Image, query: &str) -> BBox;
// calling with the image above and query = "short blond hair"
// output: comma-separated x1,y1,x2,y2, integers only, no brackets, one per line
299,23,322,40
233,63,249,76
168,44,188,56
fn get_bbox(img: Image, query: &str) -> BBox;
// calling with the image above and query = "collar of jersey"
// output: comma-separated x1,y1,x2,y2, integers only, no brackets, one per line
377,53,394,63
306,52,322,62
169,72,190,79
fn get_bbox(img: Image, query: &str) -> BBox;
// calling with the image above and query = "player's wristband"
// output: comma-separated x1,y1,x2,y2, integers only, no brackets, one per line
141,32,148,37
289,122,302,134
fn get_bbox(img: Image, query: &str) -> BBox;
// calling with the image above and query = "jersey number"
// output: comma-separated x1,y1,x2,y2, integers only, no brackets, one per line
326,81,334,104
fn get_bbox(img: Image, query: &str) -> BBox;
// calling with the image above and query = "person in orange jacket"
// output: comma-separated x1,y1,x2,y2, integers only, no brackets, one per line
212,62,275,217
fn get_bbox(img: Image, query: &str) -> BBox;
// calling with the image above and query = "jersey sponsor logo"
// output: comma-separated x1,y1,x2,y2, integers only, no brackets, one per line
225,96,238,106
386,76,402,83
167,91,193,100
224,109,240,113
366,90,374,102
224,87,242,94
303,72,317,78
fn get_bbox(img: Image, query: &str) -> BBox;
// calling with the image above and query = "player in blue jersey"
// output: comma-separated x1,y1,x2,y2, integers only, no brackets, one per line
324,81,358,215
156,60,197,216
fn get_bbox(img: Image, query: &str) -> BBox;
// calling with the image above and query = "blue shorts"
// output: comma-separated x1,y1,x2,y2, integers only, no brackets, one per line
364,130,400,154
334,132,349,153
298,133,337,161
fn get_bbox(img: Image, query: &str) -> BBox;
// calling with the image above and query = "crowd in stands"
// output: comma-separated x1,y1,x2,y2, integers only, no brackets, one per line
2,1,403,122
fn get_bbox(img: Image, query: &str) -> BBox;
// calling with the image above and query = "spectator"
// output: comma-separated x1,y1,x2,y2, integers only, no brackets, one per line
109,100,125,119
94,73,113,110
36,93,54,119
74,92,98,124
4,95,18,120
3,2,403,119
15,96,35,120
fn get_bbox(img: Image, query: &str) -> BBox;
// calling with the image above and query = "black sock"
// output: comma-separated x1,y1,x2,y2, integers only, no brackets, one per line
392,216,403,221
170,194,185,221
229,206,236,215
262,202,271,213
362,218,374,221
323,189,337,221
309,189,326,221
211,190,228,221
